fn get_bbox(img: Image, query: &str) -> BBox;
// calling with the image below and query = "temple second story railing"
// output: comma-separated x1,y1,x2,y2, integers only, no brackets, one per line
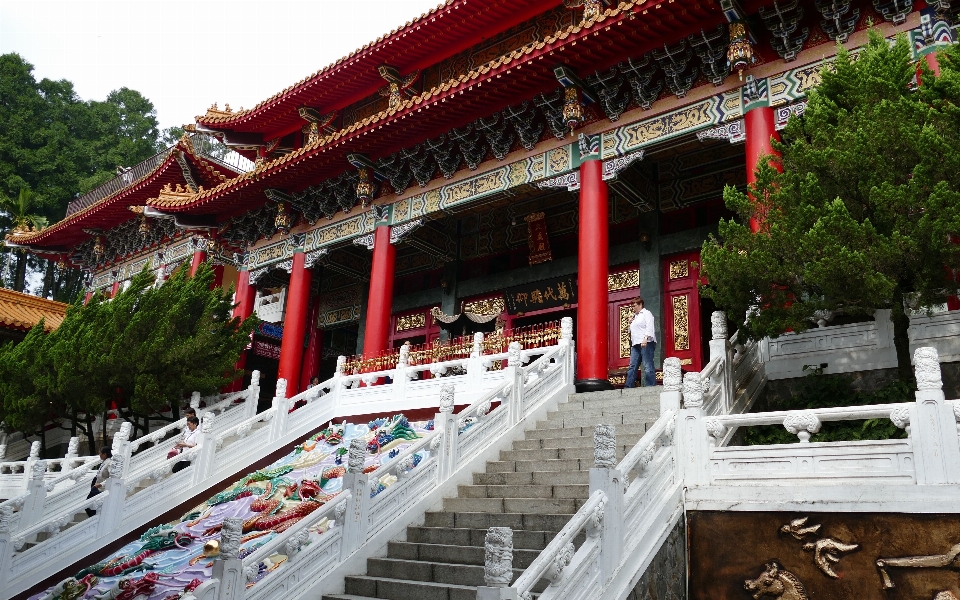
341,320,563,375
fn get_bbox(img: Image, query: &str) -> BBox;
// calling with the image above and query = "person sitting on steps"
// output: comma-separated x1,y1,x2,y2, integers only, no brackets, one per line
172,416,200,473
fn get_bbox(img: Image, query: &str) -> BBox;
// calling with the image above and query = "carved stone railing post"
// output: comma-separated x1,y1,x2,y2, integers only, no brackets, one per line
19,460,47,530
507,342,525,423
910,347,960,484
190,391,202,410
0,500,22,591
436,384,458,482
245,370,261,419
659,357,683,415
270,379,289,441
21,440,41,491
476,527,518,600
393,345,409,402
589,424,623,584
467,332,485,390
96,452,128,537
559,317,575,382
677,370,709,486
213,517,245,600
112,422,133,477
708,311,733,414
340,438,370,560
64,436,80,469
192,413,217,486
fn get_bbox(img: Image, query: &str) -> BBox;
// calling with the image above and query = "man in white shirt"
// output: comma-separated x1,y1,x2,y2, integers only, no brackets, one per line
172,416,200,473
85,446,112,517
625,297,657,388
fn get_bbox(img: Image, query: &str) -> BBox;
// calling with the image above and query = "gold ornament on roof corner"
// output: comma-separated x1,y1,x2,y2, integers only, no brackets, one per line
93,236,105,259
727,21,755,81
274,202,293,235
138,215,151,238
56,256,67,270
356,168,374,207
562,87,583,136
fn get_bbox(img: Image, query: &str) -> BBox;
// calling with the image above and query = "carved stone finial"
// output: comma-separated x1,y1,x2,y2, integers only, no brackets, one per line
0,444,6,460
219,517,243,560
112,422,132,453
29,441,41,459
347,438,367,473
473,332,485,357
483,527,514,587
0,502,21,533
31,460,47,480
683,372,703,408
190,392,201,409
508,341,523,364
593,424,617,468
202,412,214,434
66,437,79,457
275,378,288,399
398,343,410,367
914,346,943,391
711,311,728,340
336,356,347,375
561,317,574,341
251,370,261,386
784,412,822,443
439,384,455,413
890,406,911,434
704,418,727,444
663,357,683,392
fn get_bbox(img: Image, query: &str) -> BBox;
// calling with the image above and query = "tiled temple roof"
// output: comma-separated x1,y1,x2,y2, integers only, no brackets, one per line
0,288,67,333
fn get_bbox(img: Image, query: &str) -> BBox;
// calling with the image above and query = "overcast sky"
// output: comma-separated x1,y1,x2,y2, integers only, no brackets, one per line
0,0,443,130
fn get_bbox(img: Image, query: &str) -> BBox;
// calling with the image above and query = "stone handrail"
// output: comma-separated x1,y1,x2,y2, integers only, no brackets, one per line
11,320,576,598
180,319,575,600
480,312,749,600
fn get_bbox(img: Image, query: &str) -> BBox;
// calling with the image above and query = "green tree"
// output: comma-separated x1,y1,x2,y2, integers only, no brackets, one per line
0,187,49,291
701,31,960,380
0,54,163,300
0,264,257,451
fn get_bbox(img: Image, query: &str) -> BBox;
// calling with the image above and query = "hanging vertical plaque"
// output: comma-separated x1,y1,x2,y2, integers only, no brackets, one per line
525,212,552,265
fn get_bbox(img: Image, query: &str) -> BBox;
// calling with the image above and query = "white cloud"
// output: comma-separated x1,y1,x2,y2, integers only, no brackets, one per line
0,0,444,129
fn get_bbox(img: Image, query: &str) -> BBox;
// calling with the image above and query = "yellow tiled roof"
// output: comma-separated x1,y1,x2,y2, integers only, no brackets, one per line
0,288,67,333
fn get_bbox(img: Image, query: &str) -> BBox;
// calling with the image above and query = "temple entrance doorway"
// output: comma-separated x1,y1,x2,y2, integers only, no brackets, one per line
662,250,704,373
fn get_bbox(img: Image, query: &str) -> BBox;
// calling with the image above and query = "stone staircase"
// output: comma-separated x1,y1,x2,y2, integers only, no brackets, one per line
323,386,661,600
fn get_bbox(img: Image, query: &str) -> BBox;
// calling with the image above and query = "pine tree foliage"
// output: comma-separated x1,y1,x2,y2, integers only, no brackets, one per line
0,264,257,448
701,31,960,379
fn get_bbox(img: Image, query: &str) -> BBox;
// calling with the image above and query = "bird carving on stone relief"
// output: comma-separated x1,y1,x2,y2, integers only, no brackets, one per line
780,517,821,540
802,538,860,578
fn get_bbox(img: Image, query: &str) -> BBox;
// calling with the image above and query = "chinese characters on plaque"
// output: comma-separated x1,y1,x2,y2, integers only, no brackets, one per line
524,212,552,265
504,276,577,314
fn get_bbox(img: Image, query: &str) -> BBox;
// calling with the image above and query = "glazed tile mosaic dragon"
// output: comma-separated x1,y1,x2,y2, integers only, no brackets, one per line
33,414,428,600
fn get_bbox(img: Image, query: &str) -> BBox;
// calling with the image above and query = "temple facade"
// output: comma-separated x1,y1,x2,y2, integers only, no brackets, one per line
8,0,953,397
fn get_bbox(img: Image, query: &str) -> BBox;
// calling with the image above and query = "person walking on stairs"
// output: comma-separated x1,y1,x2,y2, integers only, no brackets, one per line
625,297,657,388
85,446,112,517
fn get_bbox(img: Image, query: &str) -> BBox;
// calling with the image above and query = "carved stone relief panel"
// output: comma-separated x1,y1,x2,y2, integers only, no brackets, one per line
689,511,960,599
627,519,686,600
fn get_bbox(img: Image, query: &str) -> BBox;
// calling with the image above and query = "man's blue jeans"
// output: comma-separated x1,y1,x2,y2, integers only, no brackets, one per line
625,342,658,388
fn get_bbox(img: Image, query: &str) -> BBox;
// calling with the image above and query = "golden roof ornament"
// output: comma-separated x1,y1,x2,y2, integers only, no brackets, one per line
727,21,755,81
562,87,584,135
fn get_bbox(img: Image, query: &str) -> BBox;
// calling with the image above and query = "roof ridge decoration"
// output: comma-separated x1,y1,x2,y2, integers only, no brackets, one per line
194,0,462,126
176,0,636,211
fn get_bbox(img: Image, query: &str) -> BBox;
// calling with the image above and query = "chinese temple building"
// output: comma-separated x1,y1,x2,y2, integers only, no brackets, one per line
8,0,952,396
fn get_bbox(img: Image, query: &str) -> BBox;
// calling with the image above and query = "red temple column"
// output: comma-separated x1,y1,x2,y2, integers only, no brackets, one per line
84,291,93,304
211,264,224,288
744,105,782,233
362,225,396,362
299,297,323,391
227,268,258,392
189,250,207,276
110,281,120,297
576,158,611,392
277,252,312,397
